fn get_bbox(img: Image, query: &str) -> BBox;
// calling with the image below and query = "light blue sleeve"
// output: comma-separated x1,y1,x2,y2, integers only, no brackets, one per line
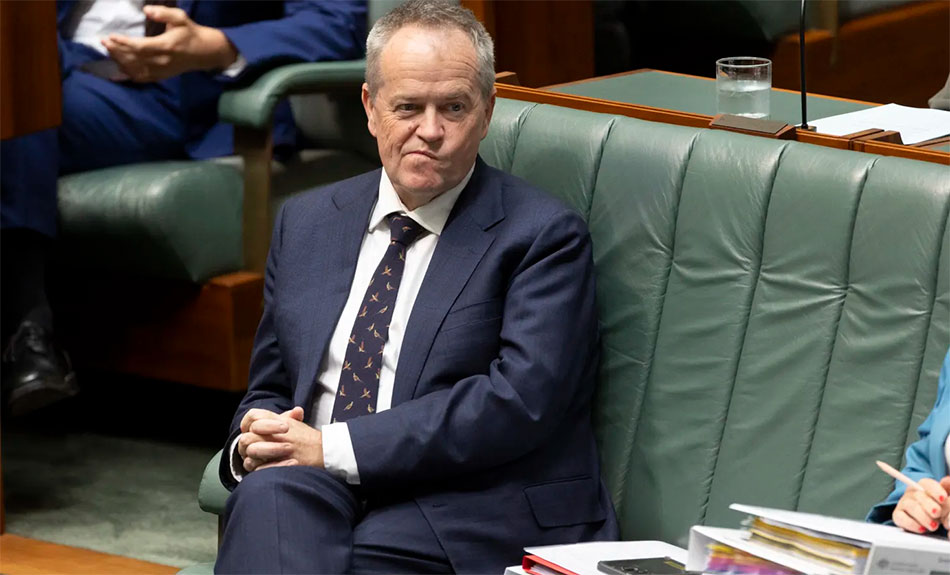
867,349,950,524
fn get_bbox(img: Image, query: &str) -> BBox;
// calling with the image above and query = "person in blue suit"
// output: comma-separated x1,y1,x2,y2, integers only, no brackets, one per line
0,0,366,415
868,349,950,537
214,1,619,572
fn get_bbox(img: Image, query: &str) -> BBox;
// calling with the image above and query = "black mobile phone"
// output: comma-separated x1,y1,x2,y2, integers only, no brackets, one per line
596,557,703,575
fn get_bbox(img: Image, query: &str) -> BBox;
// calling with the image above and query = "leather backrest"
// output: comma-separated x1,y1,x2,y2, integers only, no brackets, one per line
482,98,950,546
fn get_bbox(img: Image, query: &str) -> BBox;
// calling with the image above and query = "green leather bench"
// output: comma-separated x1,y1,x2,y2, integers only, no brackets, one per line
184,97,949,571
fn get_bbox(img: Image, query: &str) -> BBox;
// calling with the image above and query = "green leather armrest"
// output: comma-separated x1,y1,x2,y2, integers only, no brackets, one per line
218,60,367,129
198,450,230,515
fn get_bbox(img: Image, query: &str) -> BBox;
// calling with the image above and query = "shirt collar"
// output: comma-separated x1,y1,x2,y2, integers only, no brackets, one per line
368,164,475,237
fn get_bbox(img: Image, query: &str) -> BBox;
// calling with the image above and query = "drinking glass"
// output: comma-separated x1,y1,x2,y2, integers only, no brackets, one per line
716,57,771,119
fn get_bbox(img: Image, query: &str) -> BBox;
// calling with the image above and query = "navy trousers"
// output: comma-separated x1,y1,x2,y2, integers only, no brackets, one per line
216,466,452,574
1,40,185,237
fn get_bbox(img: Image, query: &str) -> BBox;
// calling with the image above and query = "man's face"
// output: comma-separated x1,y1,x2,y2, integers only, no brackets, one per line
362,26,495,209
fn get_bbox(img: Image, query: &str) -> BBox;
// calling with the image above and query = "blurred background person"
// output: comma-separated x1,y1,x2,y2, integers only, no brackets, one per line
1,0,367,416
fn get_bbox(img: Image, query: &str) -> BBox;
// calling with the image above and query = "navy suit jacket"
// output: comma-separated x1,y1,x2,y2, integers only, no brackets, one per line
221,158,619,572
56,0,366,158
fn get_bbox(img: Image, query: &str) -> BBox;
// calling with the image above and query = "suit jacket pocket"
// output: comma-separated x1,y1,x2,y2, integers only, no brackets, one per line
524,476,607,528
441,298,503,333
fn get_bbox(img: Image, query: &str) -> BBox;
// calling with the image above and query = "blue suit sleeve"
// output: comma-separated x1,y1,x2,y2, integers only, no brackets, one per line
219,0,367,77
867,349,950,523
219,203,295,489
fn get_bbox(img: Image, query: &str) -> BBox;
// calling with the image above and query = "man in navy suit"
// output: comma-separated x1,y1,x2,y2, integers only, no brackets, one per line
0,0,366,415
215,1,618,572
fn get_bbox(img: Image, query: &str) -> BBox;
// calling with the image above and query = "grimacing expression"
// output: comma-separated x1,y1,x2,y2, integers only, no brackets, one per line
362,25,495,209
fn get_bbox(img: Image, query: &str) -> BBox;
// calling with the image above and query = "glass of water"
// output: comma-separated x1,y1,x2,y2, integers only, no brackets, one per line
716,57,771,119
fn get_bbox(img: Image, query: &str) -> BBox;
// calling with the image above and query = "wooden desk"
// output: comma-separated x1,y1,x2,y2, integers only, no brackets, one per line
493,70,948,165
545,69,875,128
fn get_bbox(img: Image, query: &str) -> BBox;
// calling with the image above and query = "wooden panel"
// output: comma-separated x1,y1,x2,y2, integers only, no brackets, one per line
57,272,263,392
0,534,177,575
0,1,61,140
462,0,494,38
463,0,593,88
772,1,950,107
1,439,4,535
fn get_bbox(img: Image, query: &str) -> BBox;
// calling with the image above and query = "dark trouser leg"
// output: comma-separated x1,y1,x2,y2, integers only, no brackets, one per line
216,467,362,574
0,229,53,340
0,132,70,417
350,499,452,574
0,128,59,340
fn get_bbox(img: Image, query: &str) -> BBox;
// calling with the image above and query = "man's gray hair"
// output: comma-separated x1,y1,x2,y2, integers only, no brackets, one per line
365,0,495,100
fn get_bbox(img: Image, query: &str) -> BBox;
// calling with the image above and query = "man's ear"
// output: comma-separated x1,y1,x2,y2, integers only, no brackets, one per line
480,88,496,139
361,83,378,138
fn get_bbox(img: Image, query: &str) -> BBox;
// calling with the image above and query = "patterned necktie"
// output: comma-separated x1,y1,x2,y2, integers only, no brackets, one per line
330,214,426,423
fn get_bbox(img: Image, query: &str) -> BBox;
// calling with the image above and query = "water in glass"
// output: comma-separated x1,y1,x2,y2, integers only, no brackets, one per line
717,78,770,119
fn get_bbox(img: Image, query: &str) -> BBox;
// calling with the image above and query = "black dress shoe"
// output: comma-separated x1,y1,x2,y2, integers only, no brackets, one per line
2,321,79,416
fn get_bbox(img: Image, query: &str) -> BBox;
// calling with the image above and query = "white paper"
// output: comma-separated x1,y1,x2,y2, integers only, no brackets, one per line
809,103,950,145
731,504,950,553
524,540,687,575
688,525,845,575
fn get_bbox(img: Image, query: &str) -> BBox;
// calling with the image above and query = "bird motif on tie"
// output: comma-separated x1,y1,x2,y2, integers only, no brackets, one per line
330,213,426,423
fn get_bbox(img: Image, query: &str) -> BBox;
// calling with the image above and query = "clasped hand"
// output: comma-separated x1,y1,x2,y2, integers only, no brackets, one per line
894,476,950,537
238,407,325,473
101,5,238,82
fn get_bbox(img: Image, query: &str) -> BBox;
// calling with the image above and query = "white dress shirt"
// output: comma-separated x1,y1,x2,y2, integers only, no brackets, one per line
231,164,474,484
66,0,147,54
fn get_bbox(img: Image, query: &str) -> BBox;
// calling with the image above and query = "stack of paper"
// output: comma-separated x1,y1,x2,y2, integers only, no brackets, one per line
810,104,950,145
746,515,869,573
685,504,950,575
704,542,802,575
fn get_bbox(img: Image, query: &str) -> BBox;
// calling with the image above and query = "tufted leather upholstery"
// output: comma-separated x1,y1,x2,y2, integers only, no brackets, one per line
58,162,243,283
193,98,949,554
485,97,949,545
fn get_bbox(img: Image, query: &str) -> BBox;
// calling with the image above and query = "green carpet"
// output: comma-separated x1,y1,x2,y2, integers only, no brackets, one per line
3,373,242,568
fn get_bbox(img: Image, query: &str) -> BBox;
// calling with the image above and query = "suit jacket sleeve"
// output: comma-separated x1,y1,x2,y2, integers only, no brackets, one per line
867,349,950,523
218,0,366,78
218,202,295,490
346,207,601,491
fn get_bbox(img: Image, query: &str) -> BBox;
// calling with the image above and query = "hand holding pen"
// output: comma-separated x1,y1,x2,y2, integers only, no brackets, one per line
876,460,950,536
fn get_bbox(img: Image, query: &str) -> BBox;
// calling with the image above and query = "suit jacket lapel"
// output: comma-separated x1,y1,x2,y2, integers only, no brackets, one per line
391,158,505,406
294,172,379,408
